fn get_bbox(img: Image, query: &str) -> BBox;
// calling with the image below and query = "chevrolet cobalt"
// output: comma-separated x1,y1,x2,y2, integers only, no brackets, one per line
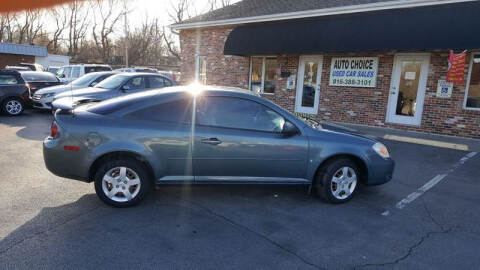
44,86,394,207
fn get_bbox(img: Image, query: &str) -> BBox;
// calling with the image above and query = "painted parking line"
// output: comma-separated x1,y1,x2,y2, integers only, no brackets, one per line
393,152,477,211
383,134,469,151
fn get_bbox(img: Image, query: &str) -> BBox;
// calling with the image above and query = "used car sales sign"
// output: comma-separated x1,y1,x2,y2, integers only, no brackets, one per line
329,57,379,88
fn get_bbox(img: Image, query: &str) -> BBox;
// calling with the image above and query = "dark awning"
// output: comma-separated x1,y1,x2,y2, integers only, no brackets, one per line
224,2,480,56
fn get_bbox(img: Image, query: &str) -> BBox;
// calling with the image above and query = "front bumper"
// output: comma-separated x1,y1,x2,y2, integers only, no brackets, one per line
32,96,53,109
365,155,395,186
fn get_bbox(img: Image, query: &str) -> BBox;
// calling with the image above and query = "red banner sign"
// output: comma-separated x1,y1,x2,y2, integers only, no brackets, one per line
446,50,467,83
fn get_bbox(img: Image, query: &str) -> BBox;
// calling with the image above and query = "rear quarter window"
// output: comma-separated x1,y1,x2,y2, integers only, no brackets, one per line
125,99,192,124
85,66,112,73
0,75,19,84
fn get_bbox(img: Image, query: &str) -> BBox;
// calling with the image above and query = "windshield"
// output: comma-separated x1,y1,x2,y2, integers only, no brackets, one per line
95,74,128,89
71,73,102,86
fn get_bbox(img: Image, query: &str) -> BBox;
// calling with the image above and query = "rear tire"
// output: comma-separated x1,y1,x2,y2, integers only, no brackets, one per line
314,158,360,204
94,158,152,207
2,97,24,116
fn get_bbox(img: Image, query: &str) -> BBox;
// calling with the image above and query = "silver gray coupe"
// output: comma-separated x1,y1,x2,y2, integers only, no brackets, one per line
44,85,394,207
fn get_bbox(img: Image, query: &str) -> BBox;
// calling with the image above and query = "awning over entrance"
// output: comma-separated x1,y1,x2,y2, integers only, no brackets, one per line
224,2,480,56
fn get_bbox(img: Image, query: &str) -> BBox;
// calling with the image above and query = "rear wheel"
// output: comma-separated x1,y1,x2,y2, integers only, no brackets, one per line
314,158,359,204
94,158,152,207
2,98,24,116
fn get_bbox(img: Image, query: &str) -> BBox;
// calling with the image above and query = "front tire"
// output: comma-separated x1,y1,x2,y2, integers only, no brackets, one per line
2,97,24,116
94,158,152,207
315,159,360,204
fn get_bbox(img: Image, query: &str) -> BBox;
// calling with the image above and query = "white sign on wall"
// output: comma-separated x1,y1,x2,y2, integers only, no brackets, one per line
329,57,379,88
436,79,453,98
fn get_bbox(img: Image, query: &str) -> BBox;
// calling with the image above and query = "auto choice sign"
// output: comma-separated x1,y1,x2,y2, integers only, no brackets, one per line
329,57,378,88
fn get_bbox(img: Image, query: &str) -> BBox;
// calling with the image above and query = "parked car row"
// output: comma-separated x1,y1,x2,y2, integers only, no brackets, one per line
0,68,177,115
0,70,61,115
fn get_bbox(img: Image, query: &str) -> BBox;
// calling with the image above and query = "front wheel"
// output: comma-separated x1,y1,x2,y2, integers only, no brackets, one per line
2,97,24,116
94,158,152,207
315,159,360,204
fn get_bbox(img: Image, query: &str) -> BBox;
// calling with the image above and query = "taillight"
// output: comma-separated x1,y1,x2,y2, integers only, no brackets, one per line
51,122,58,137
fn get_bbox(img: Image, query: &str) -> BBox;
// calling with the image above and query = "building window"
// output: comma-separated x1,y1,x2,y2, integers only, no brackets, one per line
195,56,207,84
249,56,277,94
465,54,480,109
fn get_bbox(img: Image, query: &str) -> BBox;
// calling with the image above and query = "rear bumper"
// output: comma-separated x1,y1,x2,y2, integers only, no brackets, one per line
365,156,395,186
43,137,90,182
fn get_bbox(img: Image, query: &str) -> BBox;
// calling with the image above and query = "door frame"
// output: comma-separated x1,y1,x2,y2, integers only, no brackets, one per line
386,53,431,126
295,55,323,115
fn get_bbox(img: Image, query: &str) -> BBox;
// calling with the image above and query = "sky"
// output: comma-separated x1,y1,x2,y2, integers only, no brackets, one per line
127,0,240,27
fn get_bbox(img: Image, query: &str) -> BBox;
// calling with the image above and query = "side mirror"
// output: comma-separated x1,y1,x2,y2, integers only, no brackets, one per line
282,121,298,136
90,82,98,87
59,74,66,78
121,85,131,91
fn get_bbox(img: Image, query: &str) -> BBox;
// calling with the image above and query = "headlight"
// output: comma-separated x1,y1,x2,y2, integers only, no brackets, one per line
372,142,390,158
44,93,55,98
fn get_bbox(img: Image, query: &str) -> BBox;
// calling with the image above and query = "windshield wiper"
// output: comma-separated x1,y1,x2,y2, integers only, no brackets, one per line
302,117,322,129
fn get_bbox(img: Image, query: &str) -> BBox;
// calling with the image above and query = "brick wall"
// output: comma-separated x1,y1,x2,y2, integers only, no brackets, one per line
0,53,35,69
179,27,250,88
179,27,480,138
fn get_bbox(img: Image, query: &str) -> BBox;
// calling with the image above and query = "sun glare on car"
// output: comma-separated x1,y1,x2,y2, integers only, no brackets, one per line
188,82,204,96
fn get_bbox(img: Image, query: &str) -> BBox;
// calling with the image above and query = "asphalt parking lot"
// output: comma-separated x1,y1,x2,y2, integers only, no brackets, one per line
1,110,479,270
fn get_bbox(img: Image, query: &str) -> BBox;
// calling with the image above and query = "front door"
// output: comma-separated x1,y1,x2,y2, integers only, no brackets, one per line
295,55,323,115
386,54,430,126
193,95,309,183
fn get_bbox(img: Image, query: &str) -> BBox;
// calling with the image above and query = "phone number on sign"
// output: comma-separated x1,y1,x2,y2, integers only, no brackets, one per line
331,78,375,87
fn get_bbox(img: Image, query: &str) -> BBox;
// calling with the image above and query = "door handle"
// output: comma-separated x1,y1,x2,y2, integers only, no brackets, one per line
201,138,222,145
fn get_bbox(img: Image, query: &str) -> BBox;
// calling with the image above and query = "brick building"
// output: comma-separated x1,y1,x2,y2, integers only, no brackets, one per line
172,0,480,138
0,42,47,69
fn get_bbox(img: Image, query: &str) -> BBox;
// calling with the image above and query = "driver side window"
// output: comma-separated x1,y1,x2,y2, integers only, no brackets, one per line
123,76,145,90
196,96,286,132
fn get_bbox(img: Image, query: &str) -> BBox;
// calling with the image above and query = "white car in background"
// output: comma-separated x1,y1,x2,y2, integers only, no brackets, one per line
32,71,117,110
56,64,112,83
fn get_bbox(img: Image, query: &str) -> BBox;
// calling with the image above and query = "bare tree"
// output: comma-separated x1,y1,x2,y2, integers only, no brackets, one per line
91,0,123,63
67,1,90,58
47,5,69,53
0,13,17,43
121,18,165,66
14,10,44,44
207,0,232,11
168,0,193,35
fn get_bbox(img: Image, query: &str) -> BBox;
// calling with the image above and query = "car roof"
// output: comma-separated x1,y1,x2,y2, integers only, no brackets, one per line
18,71,55,76
115,72,167,77
61,64,111,67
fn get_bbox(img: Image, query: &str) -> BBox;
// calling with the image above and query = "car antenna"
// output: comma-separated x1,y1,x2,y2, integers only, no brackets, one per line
70,73,75,118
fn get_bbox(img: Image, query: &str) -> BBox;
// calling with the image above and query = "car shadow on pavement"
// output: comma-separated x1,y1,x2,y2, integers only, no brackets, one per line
0,184,397,269
0,110,53,141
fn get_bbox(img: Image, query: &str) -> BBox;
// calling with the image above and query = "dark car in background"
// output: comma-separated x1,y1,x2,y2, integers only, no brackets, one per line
0,70,29,116
21,71,63,98
44,85,394,207
53,73,175,105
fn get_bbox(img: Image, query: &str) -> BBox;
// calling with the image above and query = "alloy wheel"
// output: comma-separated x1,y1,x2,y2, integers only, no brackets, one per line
102,167,141,202
5,100,23,115
330,167,357,200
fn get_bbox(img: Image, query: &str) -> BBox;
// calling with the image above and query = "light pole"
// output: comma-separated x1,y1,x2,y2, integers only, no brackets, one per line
124,0,128,68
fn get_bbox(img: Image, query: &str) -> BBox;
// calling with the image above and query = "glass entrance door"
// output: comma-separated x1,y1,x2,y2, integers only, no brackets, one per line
295,55,323,115
387,54,430,126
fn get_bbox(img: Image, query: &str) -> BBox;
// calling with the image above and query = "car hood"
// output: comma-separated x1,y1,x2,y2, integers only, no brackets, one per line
35,84,82,95
319,122,378,142
54,87,112,99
